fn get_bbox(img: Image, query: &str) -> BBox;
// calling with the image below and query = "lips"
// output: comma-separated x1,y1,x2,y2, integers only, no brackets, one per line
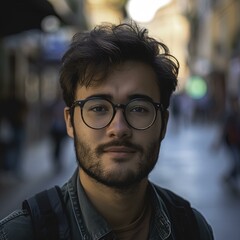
102,146,136,160
103,146,136,153
96,141,142,157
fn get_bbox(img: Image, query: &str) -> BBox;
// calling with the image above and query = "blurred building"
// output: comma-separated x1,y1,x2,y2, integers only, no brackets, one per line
0,0,89,141
137,0,191,89
184,0,240,117
133,0,240,119
186,0,240,73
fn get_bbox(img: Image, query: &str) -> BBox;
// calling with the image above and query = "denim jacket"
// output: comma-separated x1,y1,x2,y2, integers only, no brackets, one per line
0,169,214,240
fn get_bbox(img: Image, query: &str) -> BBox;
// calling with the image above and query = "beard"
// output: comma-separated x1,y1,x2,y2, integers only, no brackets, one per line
73,131,161,190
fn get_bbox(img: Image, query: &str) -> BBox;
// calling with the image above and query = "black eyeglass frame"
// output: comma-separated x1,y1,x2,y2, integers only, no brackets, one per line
69,97,164,130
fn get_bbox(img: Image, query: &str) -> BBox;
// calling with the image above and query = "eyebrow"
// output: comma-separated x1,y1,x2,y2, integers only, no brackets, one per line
128,94,154,102
85,94,155,102
85,94,112,100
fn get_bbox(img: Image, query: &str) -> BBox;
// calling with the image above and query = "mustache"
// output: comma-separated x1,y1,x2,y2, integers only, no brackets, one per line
96,140,143,155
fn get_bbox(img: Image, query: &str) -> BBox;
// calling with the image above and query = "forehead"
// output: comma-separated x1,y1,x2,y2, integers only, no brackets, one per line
76,61,160,102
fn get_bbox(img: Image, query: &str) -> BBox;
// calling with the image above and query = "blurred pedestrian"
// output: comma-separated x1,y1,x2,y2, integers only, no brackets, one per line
49,96,67,173
0,110,13,171
170,92,181,131
0,95,28,177
179,91,195,126
221,95,240,187
0,21,214,240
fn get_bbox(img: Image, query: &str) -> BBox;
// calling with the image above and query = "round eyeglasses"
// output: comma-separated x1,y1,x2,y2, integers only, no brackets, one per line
70,97,163,130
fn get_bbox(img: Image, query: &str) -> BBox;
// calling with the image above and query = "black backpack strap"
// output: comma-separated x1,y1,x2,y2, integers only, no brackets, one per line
22,186,70,240
157,187,200,240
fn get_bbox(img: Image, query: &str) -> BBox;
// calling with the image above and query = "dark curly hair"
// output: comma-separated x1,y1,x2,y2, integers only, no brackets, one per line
60,21,179,109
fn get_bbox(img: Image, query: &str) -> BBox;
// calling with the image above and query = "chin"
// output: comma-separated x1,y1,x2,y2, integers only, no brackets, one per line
94,167,149,189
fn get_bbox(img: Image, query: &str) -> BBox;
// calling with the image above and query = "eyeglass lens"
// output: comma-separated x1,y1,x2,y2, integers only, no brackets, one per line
81,99,157,129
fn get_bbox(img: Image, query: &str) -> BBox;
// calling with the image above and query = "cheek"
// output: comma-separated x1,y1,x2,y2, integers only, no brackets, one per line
149,117,163,139
72,109,88,137
74,124,104,146
73,108,107,143
136,126,162,148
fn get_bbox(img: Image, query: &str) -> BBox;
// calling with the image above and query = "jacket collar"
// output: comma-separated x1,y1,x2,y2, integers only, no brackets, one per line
77,176,114,239
68,169,171,240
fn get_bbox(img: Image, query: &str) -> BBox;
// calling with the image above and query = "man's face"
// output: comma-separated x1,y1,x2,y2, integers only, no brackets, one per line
65,61,168,189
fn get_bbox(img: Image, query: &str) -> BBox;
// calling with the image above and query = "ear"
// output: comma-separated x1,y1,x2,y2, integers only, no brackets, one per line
160,110,169,140
64,107,74,138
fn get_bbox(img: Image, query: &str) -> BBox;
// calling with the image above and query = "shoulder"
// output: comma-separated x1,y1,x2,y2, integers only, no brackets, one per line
192,209,214,240
0,209,34,240
150,183,214,239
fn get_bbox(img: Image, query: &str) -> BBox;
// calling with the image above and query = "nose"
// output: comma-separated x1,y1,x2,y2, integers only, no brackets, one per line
106,109,132,139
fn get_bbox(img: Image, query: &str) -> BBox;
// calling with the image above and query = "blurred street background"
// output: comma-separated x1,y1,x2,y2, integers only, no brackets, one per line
0,0,240,239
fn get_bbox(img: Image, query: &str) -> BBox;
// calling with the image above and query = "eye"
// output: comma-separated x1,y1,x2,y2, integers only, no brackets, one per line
127,100,154,115
130,105,149,113
89,105,109,112
89,105,108,112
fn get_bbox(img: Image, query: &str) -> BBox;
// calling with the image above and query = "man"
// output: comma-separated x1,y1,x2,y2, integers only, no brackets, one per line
0,22,214,239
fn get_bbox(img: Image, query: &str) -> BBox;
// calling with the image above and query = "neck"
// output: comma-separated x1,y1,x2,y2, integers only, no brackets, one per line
79,169,149,228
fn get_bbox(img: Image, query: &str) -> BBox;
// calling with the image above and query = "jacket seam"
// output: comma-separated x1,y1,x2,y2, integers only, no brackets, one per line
0,226,7,240
0,210,28,226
